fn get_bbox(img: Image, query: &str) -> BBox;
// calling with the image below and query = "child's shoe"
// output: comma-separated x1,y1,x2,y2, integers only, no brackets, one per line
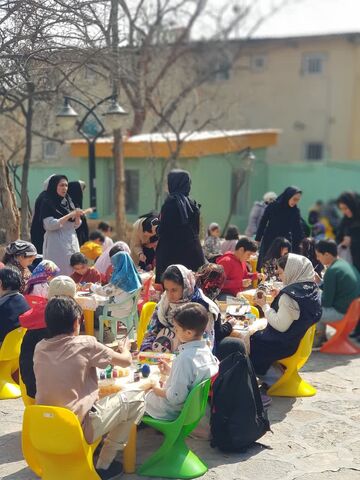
96,460,123,480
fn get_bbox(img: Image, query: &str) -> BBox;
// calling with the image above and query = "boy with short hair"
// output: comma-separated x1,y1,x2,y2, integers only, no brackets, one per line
70,252,102,284
34,296,145,479
80,230,106,261
145,302,218,420
217,237,264,298
314,239,360,346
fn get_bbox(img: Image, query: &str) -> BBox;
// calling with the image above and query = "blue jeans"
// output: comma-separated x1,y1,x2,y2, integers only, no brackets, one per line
317,307,344,334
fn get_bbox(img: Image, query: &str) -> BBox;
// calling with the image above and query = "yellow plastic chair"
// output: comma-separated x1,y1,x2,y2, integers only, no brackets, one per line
267,324,316,397
22,405,101,480
0,327,26,400
137,301,156,348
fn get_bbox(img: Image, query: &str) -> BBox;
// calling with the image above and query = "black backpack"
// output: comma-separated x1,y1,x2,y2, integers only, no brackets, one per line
210,351,271,452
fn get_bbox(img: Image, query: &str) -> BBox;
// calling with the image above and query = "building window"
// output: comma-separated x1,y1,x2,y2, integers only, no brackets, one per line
207,57,231,82
251,54,266,72
305,142,324,161
125,170,139,214
42,140,57,160
302,53,325,75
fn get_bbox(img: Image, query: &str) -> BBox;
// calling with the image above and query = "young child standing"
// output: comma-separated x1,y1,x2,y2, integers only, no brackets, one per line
203,223,222,261
145,303,218,420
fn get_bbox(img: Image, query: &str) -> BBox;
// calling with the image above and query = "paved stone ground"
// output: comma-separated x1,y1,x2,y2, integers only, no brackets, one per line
1,352,359,480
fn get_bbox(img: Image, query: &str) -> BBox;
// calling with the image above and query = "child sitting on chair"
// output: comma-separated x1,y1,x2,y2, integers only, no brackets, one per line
70,252,102,285
145,303,218,420
24,260,60,298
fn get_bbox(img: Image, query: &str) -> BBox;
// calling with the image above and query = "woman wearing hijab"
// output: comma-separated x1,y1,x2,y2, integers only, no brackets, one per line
255,186,304,271
40,175,82,276
67,180,89,247
336,191,360,272
24,260,60,297
30,175,55,254
250,253,321,376
140,264,231,354
3,240,37,293
155,169,205,283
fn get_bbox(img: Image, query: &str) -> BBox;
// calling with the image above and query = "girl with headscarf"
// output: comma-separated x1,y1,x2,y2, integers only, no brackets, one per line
91,251,142,319
336,191,360,272
94,241,131,283
40,175,82,276
255,186,304,271
30,175,55,254
249,253,321,376
3,240,37,293
24,260,60,297
203,222,222,261
67,180,89,247
155,169,205,283
140,264,234,354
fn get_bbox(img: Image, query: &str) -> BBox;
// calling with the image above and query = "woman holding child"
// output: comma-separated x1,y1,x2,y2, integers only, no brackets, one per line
250,253,321,376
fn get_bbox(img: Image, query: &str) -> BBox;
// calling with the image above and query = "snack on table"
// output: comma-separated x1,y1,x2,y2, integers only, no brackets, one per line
98,379,122,398
138,352,175,365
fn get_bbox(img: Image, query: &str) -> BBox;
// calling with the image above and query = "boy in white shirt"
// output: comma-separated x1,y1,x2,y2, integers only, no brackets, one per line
145,302,218,420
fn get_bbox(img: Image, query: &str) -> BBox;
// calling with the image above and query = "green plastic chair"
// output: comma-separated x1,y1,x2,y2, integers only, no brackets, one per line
98,289,141,343
138,379,211,479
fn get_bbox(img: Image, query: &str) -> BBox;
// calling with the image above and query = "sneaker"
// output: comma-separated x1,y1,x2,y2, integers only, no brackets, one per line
96,460,123,480
261,394,272,408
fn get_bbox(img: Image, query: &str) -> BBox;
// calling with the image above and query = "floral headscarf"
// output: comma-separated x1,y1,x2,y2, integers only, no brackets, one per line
25,260,60,294
157,264,219,326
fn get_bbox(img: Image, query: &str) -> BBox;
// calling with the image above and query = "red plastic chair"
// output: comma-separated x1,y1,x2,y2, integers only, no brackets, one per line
21,296,48,330
138,274,154,313
320,298,360,355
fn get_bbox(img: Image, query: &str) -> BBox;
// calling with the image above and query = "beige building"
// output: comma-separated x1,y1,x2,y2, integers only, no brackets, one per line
25,32,360,166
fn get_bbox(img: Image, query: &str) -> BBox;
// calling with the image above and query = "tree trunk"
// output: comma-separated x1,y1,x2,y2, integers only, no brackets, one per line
222,168,246,235
0,153,20,242
20,82,34,240
113,128,127,240
128,107,146,136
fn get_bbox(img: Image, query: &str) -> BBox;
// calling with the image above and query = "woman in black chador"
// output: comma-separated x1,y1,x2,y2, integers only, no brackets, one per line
155,169,205,283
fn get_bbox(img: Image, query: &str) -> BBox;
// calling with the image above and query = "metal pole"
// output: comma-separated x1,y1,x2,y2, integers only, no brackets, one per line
88,140,98,218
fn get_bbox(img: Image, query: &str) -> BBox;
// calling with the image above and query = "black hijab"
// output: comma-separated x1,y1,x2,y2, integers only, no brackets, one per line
67,181,84,208
40,175,75,220
337,192,360,221
275,186,302,207
167,169,195,224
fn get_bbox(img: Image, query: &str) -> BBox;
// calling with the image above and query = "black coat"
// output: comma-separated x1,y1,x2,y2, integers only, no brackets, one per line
19,328,48,399
255,202,304,270
337,216,360,272
30,191,47,254
0,293,30,343
155,197,205,283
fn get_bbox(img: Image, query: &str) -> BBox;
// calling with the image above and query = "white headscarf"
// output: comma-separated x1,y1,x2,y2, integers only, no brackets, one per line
94,241,131,274
283,253,315,285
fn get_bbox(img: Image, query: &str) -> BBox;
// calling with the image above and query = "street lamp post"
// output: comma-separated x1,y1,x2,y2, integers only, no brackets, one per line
56,95,127,217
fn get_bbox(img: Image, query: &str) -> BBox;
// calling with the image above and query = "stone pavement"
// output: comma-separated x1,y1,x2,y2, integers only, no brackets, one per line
0,352,359,480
